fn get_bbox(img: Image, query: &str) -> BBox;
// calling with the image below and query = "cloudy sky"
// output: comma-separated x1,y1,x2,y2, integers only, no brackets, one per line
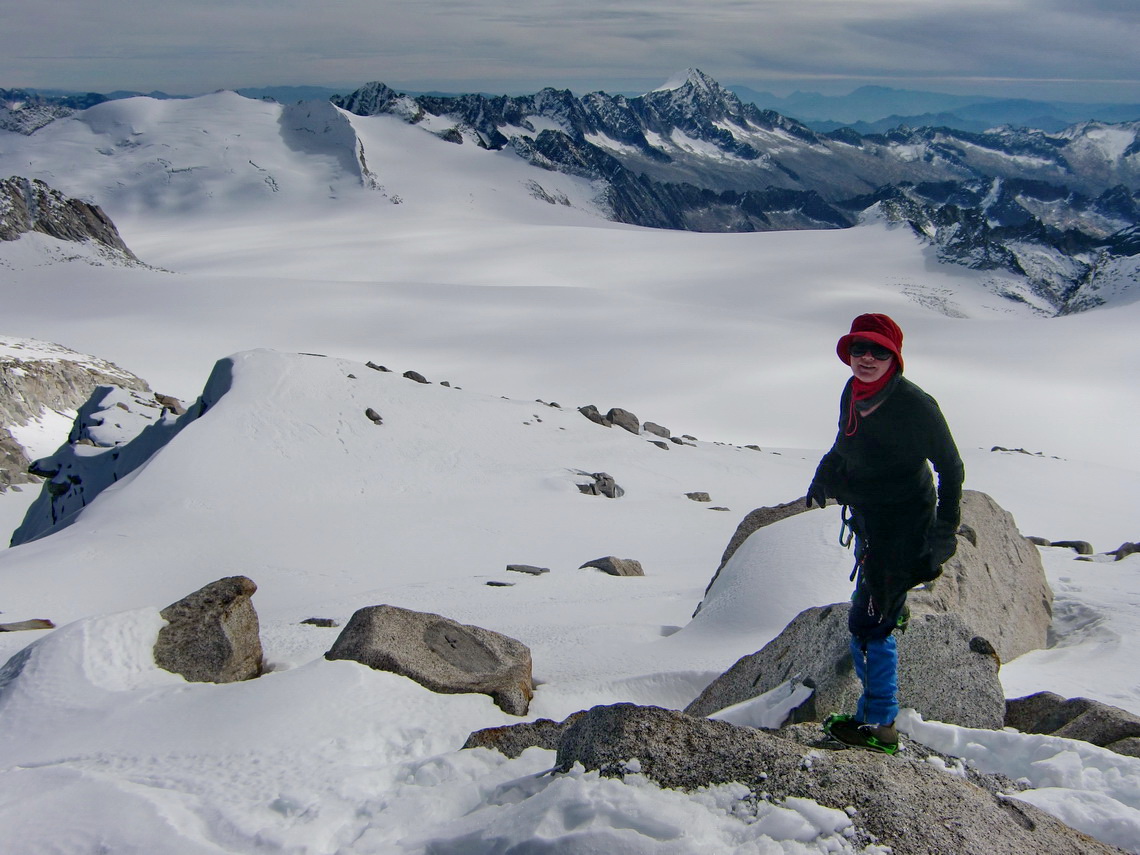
9,0,1139,102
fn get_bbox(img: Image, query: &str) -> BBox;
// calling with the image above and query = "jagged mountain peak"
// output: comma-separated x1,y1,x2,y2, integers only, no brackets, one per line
651,68,722,95
645,68,739,112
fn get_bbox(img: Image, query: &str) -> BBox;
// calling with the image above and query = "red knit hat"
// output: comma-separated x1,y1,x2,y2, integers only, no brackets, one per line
837,313,904,371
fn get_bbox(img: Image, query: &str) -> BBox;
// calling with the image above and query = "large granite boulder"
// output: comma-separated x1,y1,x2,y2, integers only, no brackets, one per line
908,490,1052,663
1006,692,1140,758
325,605,534,715
153,576,263,683
696,490,1051,664
685,602,1005,729
553,703,1119,855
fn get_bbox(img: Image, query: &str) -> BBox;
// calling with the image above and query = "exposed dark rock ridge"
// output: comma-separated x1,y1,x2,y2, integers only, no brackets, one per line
0,338,152,492
1,88,108,135
334,69,1139,313
0,176,139,260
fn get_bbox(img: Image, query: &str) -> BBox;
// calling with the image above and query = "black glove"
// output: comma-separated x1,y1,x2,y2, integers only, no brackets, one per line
924,519,958,567
805,480,828,509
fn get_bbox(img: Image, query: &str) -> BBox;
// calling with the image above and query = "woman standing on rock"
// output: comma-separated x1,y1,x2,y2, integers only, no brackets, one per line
806,313,964,754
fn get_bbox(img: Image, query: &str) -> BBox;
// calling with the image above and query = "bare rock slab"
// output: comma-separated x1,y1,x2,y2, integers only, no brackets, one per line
325,604,534,715
153,576,263,683
556,703,1122,855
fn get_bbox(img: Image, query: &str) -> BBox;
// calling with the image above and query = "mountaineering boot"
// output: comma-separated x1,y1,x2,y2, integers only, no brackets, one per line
822,713,899,755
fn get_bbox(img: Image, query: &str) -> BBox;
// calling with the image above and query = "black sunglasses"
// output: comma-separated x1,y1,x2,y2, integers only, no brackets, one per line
850,342,893,361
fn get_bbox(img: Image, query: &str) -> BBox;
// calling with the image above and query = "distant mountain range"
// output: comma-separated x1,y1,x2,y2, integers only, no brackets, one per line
728,85,1140,134
3,70,1138,313
7,80,1138,134
330,69,1139,313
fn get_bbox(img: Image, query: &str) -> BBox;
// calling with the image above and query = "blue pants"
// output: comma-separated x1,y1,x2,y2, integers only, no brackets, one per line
848,579,906,725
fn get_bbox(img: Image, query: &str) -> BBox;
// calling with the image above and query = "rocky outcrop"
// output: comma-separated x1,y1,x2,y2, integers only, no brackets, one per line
0,176,138,260
325,604,534,715
0,427,32,491
1006,692,1140,758
0,336,153,493
1,88,107,134
153,576,264,683
549,703,1120,855
684,603,1005,729
0,337,150,428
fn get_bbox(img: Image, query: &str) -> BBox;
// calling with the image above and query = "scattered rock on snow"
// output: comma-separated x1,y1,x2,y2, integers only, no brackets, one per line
403,370,430,384
606,407,640,435
506,564,550,576
1108,541,1139,560
0,618,55,632
153,576,264,683
575,471,624,498
685,492,711,502
364,407,383,424
300,617,339,628
1049,539,1094,555
154,393,187,415
325,604,534,715
643,422,670,438
579,556,645,577
577,404,610,427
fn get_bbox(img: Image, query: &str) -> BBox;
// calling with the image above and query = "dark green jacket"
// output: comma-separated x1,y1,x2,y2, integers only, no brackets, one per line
814,375,964,527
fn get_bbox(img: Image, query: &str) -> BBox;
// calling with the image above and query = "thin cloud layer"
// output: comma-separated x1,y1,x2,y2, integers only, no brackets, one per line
7,0,1139,101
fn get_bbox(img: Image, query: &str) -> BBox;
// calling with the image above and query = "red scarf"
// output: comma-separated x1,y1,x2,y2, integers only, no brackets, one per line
845,364,898,436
